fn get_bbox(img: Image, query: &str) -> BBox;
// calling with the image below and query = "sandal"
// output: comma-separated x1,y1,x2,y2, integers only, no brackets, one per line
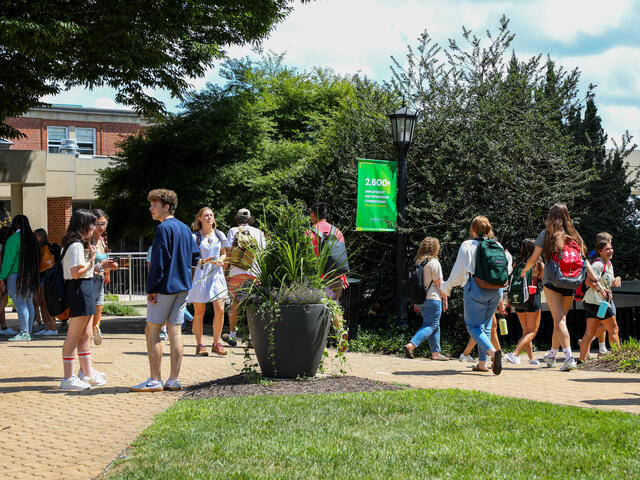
195,344,208,357
472,365,489,372
492,350,503,375
431,354,449,361
212,342,227,356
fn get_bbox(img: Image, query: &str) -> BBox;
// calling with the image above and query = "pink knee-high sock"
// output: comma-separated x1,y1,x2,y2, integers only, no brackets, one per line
77,351,93,377
63,355,75,379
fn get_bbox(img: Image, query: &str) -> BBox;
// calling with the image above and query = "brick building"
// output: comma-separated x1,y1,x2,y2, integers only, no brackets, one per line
0,105,148,242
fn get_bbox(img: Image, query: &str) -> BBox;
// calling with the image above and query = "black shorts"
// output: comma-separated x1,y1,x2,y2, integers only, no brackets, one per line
543,283,575,297
514,292,541,313
64,278,97,318
583,301,615,319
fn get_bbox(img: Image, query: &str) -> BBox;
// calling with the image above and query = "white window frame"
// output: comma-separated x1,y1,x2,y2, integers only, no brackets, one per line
76,127,96,155
47,126,68,153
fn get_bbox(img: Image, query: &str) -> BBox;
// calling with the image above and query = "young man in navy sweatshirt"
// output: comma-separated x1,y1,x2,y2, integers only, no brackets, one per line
130,189,199,392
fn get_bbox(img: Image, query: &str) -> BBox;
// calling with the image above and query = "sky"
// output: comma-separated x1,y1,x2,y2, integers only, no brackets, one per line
44,0,640,147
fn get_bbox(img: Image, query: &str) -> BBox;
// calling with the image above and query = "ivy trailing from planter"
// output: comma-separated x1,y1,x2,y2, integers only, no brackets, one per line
236,202,349,379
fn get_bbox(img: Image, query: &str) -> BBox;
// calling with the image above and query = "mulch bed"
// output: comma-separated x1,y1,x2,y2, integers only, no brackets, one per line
182,375,407,400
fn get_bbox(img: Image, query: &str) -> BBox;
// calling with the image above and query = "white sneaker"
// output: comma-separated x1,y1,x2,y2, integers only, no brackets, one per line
459,353,475,362
61,375,91,390
130,377,164,392
529,359,541,366
598,348,609,356
0,327,17,335
506,352,521,365
159,331,168,341
164,378,182,391
560,358,577,371
79,369,107,386
543,353,556,368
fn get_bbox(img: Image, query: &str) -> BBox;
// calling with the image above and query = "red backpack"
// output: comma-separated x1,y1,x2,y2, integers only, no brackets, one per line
547,238,586,290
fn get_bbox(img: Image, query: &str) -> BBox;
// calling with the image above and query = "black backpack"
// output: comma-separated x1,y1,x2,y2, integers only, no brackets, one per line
313,225,350,276
406,259,433,305
43,245,69,317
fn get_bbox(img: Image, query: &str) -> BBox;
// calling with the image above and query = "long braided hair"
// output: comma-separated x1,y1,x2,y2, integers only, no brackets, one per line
11,215,40,296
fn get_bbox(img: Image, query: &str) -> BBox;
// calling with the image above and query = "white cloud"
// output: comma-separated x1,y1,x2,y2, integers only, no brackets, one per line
95,97,133,110
600,104,640,147
521,0,634,42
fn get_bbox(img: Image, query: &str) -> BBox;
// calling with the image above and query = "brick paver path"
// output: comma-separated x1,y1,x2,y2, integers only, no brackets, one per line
1,315,638,480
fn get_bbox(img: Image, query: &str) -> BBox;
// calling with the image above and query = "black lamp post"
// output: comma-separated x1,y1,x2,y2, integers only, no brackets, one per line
388,104,418,325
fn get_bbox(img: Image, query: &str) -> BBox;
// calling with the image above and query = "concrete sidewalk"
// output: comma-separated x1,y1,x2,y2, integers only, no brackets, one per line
0,315,638,480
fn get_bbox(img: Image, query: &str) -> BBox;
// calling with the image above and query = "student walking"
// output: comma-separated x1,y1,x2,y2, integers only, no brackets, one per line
578,240,620,363
519,204,600,371
403,237,449,360
60,209,106,390
187,207,229,357
505,239,543,366
131,189,199,392
441,216,509,375
0,215,40,342
225,208,265,347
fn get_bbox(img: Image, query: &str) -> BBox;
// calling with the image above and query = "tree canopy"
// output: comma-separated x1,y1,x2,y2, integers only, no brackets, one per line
97,17,638,339
0,0,309,139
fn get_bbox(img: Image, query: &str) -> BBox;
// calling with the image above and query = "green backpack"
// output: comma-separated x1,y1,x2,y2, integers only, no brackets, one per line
508,263,532,308
473,237,509,289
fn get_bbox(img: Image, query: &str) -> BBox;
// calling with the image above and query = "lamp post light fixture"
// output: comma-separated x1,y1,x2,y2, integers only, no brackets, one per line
388,104,419,325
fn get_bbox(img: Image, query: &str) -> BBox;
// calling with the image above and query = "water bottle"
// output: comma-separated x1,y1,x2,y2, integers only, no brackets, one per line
498,315,508,336
597,300,609,319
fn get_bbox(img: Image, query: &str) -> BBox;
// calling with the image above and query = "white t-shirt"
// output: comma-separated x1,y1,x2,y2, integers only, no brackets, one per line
423,258,444,301
62,242,93,280
227,225,266,277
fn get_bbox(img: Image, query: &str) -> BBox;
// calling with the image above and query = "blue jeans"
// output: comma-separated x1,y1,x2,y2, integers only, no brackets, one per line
410,299,442,353
464,277,501,362
7,273,34,334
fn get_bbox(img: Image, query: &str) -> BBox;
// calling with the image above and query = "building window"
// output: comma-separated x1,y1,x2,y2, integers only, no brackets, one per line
76,127,96,155
47,126,68,153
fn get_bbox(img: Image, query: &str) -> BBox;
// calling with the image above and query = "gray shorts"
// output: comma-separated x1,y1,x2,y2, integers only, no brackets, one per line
147,291,188,325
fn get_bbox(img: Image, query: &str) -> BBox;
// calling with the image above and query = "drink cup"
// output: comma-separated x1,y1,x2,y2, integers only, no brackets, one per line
597,300,609,319
528,285,537,295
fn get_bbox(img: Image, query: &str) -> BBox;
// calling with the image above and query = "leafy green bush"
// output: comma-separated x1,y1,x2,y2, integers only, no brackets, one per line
102,302,139,316
349,327,456,358
610,338,640,373
104,294,119,302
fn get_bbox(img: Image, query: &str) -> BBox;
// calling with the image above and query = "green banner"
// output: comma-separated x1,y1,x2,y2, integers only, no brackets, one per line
356,158,397,231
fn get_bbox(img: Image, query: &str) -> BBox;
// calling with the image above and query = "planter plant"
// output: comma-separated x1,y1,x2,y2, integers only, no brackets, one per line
241,202,347,378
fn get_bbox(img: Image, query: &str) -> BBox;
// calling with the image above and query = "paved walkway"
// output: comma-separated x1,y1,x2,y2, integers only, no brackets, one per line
0,315,638,480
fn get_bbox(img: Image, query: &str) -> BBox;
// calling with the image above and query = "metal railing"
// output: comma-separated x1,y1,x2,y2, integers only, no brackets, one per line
104,252,148,304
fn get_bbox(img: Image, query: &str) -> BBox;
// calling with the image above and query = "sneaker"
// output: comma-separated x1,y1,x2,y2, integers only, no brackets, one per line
576,359,584,365
212,342,227,356
543,353,556,368
8,332,31,342
459,353,475,362
560,358,577,371
0,327,17,335
598,349,609,357
79,370,107,386
164,378,182,391
196,344,209,357
529,359,541,366
93,326,103,345
505,352,521,365
33,328,48,336
222,332,238,347
129,377,164,392
159,331,168,341
42,329,58,336
61,375,91,390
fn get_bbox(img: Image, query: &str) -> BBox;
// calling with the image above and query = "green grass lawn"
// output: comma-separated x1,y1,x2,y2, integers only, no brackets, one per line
106,389,640,479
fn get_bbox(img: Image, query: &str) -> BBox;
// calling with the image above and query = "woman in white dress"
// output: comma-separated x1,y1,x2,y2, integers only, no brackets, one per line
187,207,230,356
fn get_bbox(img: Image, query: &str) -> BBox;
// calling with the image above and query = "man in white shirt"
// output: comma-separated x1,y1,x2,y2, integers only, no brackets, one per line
224,208,266,346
